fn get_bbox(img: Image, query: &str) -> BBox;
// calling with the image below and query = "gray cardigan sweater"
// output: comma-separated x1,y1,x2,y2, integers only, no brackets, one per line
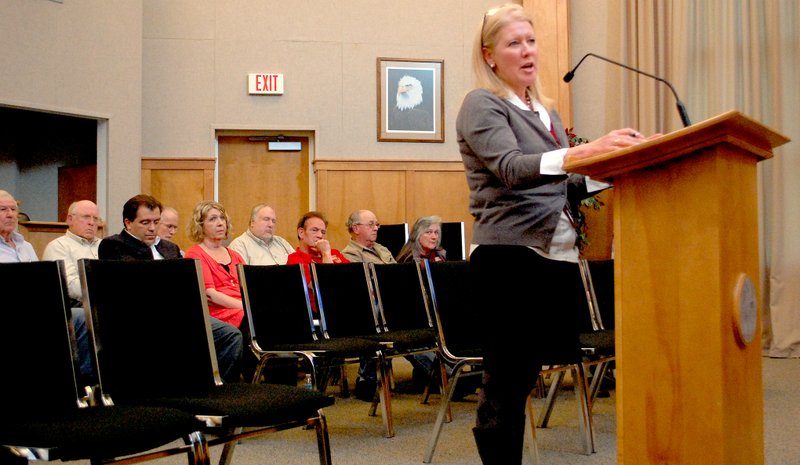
456,88,590,251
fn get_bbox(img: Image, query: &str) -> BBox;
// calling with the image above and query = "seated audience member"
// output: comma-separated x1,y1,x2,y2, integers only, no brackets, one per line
341,209,396,264
340,209,396,399
396,215,447,263
184,200,246,329
99,194,243,383
229,203,294,265
395,215,476,397
157,206,182,243
287,211,349,279
43,200,101,381
0,190,37,262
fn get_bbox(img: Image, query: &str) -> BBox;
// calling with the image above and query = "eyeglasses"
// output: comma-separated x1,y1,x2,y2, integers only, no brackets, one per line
355,222,381,229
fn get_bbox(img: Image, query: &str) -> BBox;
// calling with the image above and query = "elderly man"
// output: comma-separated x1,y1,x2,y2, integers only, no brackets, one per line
0,190,37,262
157,206,180,242
341,209,396,264
229,204,294,265
99,194,243,383
43,200,101,380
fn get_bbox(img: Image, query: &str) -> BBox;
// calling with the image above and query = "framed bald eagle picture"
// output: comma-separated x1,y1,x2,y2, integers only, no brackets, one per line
377,58,444,142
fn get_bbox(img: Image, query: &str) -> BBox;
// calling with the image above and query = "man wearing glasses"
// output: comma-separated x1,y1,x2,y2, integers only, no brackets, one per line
341,209,396,264
157,206,185,256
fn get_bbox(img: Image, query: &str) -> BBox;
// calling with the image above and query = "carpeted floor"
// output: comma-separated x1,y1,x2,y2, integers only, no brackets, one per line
70,356,798,465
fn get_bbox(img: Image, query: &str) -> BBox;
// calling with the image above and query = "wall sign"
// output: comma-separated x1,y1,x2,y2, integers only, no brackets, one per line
248,73,284,95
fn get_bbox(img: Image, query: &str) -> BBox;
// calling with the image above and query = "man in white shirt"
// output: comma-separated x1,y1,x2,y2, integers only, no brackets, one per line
43,200,101,380
229,203,294,265
0,190,37,263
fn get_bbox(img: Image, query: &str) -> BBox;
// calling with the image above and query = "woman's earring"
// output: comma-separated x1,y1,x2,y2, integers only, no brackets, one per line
489,63,496,69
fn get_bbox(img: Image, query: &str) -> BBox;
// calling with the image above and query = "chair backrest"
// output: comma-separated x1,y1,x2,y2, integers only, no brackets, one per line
238,263,319,349
80,259,219,400
311,262,380,339
578,258,615,331
375,223,408,258
2,261,81,414
370,261,432,332
422,260,481,357
440,222,465,261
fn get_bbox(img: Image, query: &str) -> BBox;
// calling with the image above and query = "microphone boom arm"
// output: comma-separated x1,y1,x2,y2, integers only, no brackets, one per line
564,52,691,127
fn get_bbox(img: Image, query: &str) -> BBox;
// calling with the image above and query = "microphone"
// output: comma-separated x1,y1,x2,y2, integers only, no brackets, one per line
564,52,692,127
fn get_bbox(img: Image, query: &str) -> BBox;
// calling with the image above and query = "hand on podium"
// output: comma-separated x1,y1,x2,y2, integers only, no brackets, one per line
564,128,662,164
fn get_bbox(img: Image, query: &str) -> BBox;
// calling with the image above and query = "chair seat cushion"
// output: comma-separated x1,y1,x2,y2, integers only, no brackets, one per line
579,329,615,354
125,383,335,427
366,328,437,352
263,337,385,358
0,405,203,461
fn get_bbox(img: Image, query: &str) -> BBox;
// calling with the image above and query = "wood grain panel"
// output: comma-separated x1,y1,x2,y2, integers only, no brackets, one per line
217,136,309,244
141,158,215,251
315,160,472,255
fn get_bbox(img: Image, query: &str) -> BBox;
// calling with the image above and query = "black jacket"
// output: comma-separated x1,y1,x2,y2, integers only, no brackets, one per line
98,229,182,260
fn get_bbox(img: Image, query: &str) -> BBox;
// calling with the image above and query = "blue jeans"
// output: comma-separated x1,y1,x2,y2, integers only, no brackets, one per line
71,307,93,379
211,317,244,383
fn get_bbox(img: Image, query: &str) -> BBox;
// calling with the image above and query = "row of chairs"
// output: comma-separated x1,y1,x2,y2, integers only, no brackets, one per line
0,259,334,465
240,257,614,463
421,259,616,464
238,260,441,439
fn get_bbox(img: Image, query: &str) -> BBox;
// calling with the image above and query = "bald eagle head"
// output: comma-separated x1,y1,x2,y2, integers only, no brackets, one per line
395,75,424,111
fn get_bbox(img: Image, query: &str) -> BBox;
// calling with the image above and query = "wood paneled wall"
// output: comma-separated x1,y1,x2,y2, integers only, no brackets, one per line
141,158,216,251
315,160,472,252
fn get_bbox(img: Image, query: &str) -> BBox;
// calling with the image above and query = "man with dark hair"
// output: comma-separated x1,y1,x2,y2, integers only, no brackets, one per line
99,194,243,383
99,194,180,260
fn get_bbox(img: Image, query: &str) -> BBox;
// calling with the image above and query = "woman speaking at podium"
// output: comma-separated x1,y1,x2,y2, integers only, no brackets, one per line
458,4,656,463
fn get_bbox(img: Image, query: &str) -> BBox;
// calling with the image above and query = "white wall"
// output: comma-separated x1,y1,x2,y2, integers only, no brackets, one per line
141,0,499,161
0,0,143,232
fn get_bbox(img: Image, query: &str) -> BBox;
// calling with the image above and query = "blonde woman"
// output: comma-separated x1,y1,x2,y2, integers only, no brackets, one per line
185,200,246,329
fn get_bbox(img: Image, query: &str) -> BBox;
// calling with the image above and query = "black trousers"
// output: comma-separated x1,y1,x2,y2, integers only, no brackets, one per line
470,245,585,465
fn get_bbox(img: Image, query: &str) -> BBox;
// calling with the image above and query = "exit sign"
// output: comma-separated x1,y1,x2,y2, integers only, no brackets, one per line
248,73,284,95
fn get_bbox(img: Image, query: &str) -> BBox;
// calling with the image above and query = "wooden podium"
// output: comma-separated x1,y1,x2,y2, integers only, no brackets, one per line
564,111,789,464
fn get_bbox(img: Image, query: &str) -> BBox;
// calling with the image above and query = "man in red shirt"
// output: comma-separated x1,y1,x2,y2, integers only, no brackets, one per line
286,211,349,313
287,211,349,269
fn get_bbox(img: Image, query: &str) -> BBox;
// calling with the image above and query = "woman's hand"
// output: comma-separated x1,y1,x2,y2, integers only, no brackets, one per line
564,128,661,164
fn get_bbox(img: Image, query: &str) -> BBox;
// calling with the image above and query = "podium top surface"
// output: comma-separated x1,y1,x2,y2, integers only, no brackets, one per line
563,110,790,180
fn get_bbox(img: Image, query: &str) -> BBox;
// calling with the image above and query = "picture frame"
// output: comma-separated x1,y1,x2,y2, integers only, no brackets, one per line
377,57,444,143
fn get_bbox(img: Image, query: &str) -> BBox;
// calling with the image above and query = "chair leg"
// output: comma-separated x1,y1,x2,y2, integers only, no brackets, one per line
184,430,211,465
373,352,394,438
536,369,565,428
423,370,462,463
314,410,333,465
525,394,541,465
216,427,242,465
572,364,595,455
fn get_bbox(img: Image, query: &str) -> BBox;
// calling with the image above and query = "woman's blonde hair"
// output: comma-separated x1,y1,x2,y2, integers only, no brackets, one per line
472,3,553,110
188,200,233,243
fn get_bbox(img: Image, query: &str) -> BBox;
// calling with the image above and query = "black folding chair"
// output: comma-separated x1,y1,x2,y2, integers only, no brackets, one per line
79,259,335,465
0,261,209,465
237,263,393,437
369,261,439,400
310,262,396,436
420,260,484,463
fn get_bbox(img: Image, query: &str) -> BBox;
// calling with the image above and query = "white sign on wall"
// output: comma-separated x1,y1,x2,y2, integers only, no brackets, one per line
248,73,284,95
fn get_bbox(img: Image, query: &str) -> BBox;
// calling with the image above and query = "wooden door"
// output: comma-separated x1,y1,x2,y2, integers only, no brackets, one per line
217,136,309,243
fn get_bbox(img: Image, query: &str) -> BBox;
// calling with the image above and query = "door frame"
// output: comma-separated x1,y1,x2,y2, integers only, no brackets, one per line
213,125,316,208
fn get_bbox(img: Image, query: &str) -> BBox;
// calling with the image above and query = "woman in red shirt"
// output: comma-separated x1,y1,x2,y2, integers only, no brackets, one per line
185,200,246,328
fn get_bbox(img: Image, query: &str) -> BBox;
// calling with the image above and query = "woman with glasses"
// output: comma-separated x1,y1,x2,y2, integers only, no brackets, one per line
459,4,657,463
185,200,245,329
